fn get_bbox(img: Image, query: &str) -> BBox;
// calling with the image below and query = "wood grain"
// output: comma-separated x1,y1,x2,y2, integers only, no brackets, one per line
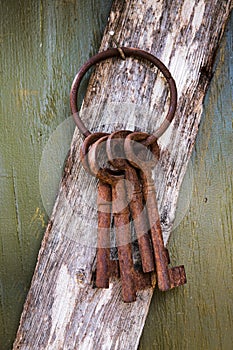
13,1,232,349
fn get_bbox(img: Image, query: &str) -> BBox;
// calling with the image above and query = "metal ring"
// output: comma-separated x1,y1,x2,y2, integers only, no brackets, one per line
70,47,177,139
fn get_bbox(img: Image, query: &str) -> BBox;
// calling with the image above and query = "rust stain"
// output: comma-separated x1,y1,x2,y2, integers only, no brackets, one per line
30,207,46,228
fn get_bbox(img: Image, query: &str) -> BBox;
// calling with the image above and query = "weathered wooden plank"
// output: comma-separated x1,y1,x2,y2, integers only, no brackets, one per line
13,1,232,349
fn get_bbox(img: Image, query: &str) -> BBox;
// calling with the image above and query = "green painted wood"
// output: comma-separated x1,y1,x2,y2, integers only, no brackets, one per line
139,11,233,350
0,1,112,349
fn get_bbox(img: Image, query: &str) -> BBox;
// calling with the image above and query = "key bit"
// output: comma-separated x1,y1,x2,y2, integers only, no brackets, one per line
124,132,186,291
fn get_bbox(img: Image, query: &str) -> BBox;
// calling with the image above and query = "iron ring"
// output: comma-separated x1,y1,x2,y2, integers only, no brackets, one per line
70,47,177,139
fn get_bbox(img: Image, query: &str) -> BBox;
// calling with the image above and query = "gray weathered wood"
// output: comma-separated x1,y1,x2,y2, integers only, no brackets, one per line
13,1,232,349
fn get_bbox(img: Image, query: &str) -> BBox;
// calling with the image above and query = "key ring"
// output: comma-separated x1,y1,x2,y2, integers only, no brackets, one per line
70,47,177,141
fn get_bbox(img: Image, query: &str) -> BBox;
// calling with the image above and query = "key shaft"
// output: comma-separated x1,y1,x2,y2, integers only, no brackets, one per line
125,132,186,291
106,130,155,273
96,181,112,288
88,135,136,302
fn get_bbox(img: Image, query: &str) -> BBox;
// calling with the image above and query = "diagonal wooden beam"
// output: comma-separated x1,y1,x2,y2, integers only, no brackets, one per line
14,1,232,349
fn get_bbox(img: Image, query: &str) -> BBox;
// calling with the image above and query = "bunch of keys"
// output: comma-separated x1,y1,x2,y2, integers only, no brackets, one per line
70,47,186,302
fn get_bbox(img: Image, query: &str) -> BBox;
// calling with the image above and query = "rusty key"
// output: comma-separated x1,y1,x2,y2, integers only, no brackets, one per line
80,132,114,288
96,181,112,287
70,46,182,299
106,130,155,273
87,134,136,302
124,132,186,291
